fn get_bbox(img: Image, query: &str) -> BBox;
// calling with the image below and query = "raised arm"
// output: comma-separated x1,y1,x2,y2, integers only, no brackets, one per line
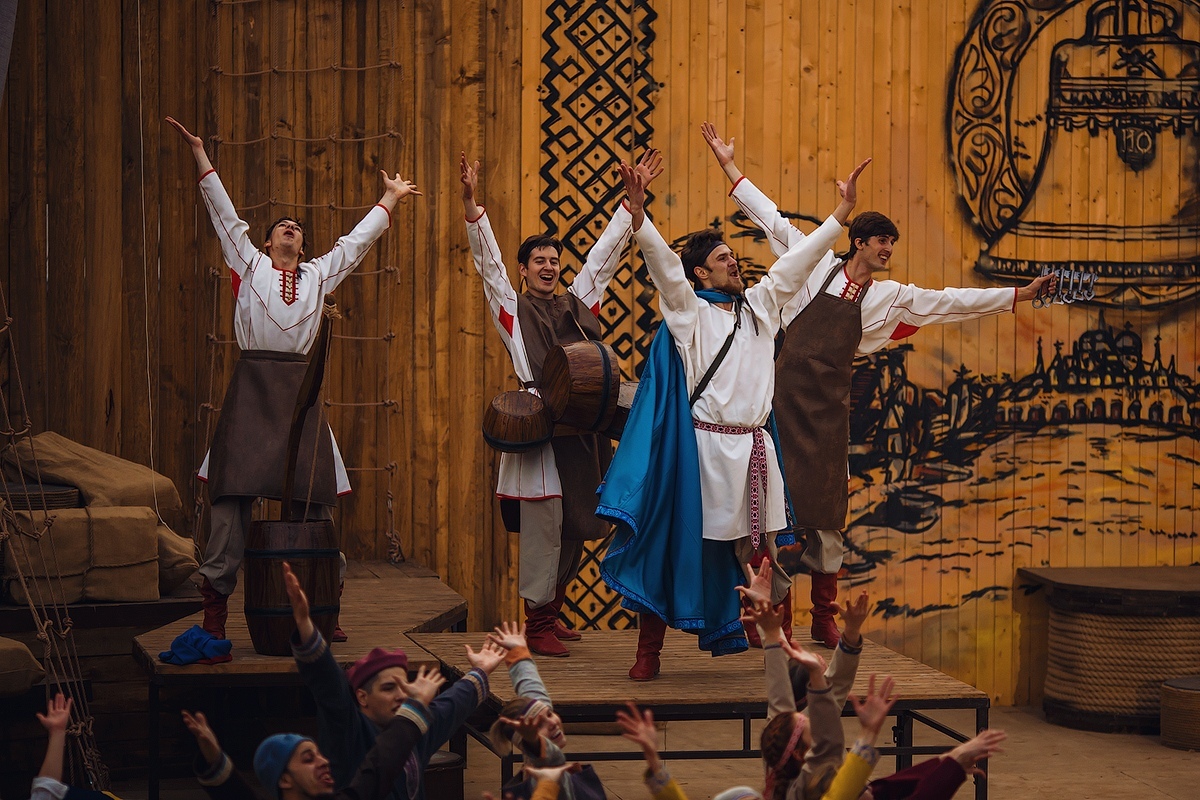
739,593,797,720
619,160,699,344
749,158,870,329
312,170,416,292
168,116,260,278
704,122,804,259
460,153,534,382
570,149,661,313
35,694,72,785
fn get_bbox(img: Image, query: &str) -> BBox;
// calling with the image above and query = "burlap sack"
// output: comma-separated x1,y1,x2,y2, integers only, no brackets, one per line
0,636,44,697
156,525,198,595
3,431,186,531
3,507,159,604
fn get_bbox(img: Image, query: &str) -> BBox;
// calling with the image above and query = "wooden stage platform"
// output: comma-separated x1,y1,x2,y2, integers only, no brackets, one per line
132,561,467,800
412,629,992,800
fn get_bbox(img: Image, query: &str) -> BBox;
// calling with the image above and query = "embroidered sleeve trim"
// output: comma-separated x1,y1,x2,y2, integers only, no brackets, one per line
396,700,431,735
291,629,327,663
464,668,489,704
851,739,881,766
196,753,234,786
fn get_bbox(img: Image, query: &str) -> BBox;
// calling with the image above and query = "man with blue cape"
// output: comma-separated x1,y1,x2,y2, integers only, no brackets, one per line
599,142,871,680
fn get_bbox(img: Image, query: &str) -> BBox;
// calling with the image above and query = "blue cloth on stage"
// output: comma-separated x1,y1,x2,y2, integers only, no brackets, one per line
599,289,752,656
158,624,233,665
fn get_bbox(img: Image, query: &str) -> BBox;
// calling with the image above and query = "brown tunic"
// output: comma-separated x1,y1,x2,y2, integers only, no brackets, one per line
774,263,867,530
514,292,613,541
206,350,337,506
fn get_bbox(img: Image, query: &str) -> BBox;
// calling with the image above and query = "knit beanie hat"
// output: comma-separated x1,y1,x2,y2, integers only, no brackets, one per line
253,733,311,798
346,647,408,690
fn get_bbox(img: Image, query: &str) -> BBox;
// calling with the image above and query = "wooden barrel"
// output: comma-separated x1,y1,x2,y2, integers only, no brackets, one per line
1161,676,1200,751
244,519,340,656
603,381,638,440
541,341,620,431
483,391,553,453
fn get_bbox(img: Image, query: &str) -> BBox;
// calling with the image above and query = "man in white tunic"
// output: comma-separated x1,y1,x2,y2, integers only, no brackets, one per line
461,150,661,657
702,123,1053,647
601,152,868,680
167,116,420,640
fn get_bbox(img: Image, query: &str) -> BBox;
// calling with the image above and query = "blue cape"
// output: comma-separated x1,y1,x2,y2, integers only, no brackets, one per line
599,290,794,656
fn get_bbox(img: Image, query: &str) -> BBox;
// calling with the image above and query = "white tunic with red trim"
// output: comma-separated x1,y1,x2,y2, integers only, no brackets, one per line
195,169,392,495
729,177,1016,353
465,203,633,501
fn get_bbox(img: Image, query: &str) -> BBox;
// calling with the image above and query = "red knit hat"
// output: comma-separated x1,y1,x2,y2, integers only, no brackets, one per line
346,647,408,690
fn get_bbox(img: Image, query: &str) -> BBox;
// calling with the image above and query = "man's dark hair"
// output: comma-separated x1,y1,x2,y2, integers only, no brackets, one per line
264,216,307,253
680,229,726,288
846,211,899,257
517,234,563,266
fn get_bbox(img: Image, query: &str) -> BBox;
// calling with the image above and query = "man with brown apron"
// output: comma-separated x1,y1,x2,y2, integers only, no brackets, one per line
460,151,663,657
704,123,1054,647
168,116,420,640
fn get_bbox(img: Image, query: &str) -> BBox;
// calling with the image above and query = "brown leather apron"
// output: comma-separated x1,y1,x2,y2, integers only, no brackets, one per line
774,263,867,530
206,350,337,506
505,293,612,541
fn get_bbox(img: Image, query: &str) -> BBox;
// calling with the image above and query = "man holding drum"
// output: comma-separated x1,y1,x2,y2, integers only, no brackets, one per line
460,150,663,657
702,123,1053,648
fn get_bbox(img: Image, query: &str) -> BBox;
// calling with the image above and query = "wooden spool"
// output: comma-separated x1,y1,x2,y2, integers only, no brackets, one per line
1162,676,1200,751
244,519,340,656
482,391,553,453
602,380,638,440
541,340,620,431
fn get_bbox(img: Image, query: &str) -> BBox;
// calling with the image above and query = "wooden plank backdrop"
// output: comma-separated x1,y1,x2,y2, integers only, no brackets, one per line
4,0,1200,706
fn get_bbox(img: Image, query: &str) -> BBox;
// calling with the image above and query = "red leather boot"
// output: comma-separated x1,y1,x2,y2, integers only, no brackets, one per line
332,583,348,642
551,585,582,641
628,613,667,681
810,572,840,649
199,577,229,640
525,599,570,657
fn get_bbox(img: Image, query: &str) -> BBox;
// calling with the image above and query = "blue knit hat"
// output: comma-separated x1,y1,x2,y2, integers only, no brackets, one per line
253,733,311,798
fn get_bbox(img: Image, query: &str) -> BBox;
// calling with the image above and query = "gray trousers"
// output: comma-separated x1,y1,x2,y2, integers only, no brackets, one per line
799,528,845,574
199,497,344,596
518,498,584,609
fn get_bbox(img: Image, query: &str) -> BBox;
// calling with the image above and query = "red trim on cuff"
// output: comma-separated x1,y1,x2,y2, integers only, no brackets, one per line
728,175,747,196
1012,286,1018,312
465,205,486,224
373,203,392,229
620,199,630,212
198,168,216,183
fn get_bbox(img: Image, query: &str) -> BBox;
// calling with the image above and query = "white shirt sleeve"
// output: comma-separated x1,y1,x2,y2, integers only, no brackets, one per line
197,170,265,278
870,283,1016,336
568,201,634,316
310,205,392,293
465,208,534,384
631,214,699,346
729,176,807,259
747,214,845,336
30,777,69,800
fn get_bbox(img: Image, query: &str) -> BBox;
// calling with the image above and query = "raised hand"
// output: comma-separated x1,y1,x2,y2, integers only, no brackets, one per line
836,158,872,209
780,639,828,678
281,562,315,642
498,706,547,746
165,116,204,151
487,620,527,652
615,701,661,772
948,728,1006,776
739,595,784,643
849,673,899,742
616,161,647,231
737,558,774,606
380,170,422,201
399,665,446,708
832,590,870,647
460,152,480,201
1017,272,1057,303
37,694,72,734
181,710,222,766
633,148,664,188
701,122,735,166
464,640,507,674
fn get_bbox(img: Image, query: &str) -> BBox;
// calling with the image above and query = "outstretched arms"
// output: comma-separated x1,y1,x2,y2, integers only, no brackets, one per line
701,121,743,186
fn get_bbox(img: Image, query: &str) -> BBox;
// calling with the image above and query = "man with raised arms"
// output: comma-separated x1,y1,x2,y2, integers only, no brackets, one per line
702,122,1053,648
